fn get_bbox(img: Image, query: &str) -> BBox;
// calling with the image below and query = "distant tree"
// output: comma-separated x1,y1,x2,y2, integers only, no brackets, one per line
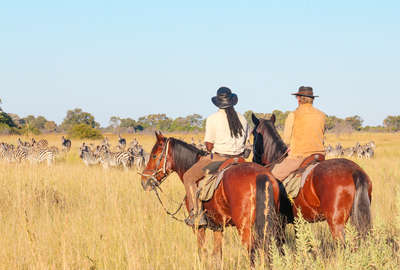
120,118,137,129
23,115,49,130
109,116,121,129
383,115,400,132
325,116,344,131
0,111,16,127
44,121,57,132
61,108,100,131
345,115,363,131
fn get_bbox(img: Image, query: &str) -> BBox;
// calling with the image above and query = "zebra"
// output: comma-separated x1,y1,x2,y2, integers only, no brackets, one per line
118,134,127,151
26,147,54,166
79,143,100,166
128,144,149,170
342,147,356,157
31,138,48,149
98,148,133,170
61,136,71,152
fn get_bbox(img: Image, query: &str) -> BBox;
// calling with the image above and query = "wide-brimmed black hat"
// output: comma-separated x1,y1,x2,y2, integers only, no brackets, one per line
211,87,238,109
291,86,319,98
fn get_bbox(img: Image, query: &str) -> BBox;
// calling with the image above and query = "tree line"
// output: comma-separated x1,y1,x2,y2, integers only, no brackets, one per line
0,98,399,137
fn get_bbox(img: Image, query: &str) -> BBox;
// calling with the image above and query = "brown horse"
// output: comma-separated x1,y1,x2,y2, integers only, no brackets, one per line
140,132,282,265
251,114,372,240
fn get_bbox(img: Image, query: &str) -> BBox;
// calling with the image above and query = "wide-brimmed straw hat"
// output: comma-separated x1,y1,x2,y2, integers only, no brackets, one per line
211,87,238,108
291,86,319,98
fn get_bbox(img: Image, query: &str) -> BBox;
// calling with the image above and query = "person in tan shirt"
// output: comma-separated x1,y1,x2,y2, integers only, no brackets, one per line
271,86,326,180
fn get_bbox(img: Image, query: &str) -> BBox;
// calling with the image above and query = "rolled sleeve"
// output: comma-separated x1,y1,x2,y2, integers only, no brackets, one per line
283,112,294,145
204,117,216,143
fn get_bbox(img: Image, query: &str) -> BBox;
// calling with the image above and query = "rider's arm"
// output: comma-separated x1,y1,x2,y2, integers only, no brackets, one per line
283,112,294,146
205,142,214,152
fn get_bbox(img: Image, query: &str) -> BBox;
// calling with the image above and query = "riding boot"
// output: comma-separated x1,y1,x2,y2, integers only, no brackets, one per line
185,185,207,227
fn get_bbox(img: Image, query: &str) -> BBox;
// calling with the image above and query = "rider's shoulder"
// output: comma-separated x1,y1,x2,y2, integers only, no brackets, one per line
207,110,225,121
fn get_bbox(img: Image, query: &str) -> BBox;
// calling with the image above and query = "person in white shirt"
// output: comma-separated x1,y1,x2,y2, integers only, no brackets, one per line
183,87,249,226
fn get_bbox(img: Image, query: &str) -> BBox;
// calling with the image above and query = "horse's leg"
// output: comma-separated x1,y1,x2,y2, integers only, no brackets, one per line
196,227,207,260
326,214,346,243
212,231,223,267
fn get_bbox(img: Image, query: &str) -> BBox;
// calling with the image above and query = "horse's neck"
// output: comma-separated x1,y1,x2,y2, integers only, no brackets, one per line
265,140,287,165
170,140,203,180
173,155,201,180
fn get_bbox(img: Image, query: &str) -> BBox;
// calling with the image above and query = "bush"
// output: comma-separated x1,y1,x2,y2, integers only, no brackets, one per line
0,123,21,135
68,124,103,139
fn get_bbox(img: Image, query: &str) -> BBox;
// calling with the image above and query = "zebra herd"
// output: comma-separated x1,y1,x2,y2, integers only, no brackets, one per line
325,141,376,159
0,137,69,165
79,136,149,170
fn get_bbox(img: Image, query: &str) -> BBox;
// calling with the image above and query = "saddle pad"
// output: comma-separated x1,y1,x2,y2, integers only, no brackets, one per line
282,163,319,199
197,167,229,201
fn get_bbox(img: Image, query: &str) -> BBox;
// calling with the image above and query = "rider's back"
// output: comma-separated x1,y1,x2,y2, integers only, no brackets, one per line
290,104,325,157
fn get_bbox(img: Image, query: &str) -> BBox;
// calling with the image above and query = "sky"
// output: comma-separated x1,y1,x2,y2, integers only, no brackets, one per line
1,0,399,127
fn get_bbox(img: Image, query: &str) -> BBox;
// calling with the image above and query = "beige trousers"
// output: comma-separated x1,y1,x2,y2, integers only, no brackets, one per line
182,154,226,212
271,156,304,181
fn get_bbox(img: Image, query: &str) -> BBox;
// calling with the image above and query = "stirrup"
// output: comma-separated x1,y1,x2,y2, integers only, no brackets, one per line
185,210,207,227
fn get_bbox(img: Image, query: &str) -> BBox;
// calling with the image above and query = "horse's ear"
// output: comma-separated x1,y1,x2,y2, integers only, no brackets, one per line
251,113,260,126
270,114,276,125
155,131,164,141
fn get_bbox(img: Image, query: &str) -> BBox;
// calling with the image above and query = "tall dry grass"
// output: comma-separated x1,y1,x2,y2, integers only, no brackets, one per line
0,132,398,269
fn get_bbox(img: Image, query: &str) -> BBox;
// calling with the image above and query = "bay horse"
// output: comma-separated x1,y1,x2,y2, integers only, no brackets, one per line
140,132,283,265
251,114,372,240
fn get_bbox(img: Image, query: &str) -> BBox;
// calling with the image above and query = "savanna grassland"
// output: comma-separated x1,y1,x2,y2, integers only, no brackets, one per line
0,132,399,269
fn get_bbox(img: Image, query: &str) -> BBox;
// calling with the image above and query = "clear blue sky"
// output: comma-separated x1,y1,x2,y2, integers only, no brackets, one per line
1,1,399,127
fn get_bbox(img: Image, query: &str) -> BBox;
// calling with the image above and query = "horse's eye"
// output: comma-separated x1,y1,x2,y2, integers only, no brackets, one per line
152,155,157,159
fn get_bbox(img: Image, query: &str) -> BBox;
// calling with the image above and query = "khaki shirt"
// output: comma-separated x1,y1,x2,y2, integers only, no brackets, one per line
204,109,249,155
283,104,326,158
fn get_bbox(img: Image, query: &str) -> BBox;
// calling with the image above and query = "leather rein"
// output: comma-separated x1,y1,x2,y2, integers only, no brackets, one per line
138,138,187,222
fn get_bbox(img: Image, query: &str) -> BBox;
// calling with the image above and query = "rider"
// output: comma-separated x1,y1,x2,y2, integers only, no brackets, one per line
271,86,326,181
183,87,249,226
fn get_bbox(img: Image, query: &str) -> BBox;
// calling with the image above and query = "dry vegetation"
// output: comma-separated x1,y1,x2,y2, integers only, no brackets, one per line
0,132,399,269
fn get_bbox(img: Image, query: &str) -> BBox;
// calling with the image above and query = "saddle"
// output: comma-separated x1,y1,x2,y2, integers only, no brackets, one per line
282,154,325,199
198,157,246,201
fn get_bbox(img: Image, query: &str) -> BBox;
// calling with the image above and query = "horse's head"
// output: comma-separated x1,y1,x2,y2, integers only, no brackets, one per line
141,131,173,191
251,113,287,165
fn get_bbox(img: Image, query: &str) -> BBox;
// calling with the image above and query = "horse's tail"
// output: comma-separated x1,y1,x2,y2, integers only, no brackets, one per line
351,170,372,237
254,174,278,256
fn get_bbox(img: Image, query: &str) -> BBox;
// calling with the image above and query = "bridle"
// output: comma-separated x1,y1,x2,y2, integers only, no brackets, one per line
138,138,187,222
139,138,172,190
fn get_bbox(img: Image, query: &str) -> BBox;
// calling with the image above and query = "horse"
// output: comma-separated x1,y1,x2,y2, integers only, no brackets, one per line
251,113,372,240
140,132,283,265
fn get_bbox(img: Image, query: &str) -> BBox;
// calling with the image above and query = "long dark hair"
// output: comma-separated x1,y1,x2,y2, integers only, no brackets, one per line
225,106,244,138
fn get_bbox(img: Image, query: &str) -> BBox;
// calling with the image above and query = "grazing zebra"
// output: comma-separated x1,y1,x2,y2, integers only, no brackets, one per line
31,138,48,149
97,146,133,170
342,147,356,157
61,136,71,152
118,134,126,151
128,144,149,170
79,143,100,166
26,147,54,166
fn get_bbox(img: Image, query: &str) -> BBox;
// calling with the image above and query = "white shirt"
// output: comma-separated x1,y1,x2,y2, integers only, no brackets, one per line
204,109,249,155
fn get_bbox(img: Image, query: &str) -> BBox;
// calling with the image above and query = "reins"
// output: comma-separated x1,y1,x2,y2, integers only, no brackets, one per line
138,138,187,222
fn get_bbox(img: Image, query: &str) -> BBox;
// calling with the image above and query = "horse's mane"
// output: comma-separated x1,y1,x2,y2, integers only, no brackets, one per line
170,138,207,173
258,120,288,164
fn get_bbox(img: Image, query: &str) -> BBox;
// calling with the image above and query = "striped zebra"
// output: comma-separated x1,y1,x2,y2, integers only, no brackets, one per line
127,144,149,170
61,136,71,152
26,147,54,166
79,143,100,166
31,138,49,149
98,148,133,170
1,144,28,163
118,134,126,151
